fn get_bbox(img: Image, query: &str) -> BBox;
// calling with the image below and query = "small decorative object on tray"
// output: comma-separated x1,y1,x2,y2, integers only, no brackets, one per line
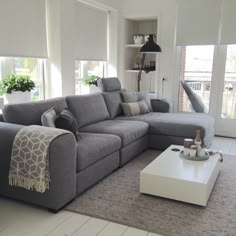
181,130,224,162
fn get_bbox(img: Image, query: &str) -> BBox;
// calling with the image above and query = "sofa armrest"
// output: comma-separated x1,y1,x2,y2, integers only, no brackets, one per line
151,99,170,113
0,122,77,211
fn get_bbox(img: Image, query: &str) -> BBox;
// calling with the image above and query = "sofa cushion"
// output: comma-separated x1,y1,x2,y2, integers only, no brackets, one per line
97,77,121,92
2,97,67,125
66,93,110,128
121,91,153,112
41,107,57,127
116,112,214,141
76,132,121,171
80,120,149,147
121,100,150,116
55,108,80,140
102,91,123,119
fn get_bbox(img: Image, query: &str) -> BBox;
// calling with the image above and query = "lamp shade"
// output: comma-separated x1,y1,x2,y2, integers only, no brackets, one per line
140,35,162,53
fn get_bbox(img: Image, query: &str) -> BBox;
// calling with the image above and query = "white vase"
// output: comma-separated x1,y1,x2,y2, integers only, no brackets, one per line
89,85,100,94
0,97,4,109
5,91,31,104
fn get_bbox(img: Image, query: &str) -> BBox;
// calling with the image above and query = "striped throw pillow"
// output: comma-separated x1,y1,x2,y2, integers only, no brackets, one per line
121,100,150,116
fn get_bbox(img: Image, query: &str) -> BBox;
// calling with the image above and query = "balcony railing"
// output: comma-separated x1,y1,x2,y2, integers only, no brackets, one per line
181,72,236,119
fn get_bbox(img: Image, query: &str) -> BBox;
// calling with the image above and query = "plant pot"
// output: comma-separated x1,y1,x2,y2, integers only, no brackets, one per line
5,91,31,104
0,97,4,109
89,85,100,94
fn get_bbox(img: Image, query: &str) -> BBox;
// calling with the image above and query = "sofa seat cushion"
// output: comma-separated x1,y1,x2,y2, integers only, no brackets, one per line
80,120,149,147
116,112,214,140
76,132,121,172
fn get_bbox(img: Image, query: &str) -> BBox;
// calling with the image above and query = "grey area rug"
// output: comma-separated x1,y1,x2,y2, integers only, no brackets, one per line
66,150,236,236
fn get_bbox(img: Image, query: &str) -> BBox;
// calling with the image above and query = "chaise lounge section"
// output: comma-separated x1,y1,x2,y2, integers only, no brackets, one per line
0,77,215,211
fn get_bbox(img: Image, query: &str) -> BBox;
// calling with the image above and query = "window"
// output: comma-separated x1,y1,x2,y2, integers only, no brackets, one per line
75,61,106,95
0,57,45,101
222,45,236,119
178,46,214,112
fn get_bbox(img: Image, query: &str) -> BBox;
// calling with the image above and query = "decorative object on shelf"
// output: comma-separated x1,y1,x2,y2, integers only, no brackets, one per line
133,54,142,70
137,34,162,91
0,97,4,109
144,34,156,43
83,75,101,93
133,34,144,44
0,74,35,104
149,61,156,71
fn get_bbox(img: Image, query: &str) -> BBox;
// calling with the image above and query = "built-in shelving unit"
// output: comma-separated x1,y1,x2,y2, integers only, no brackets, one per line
123,18,158,93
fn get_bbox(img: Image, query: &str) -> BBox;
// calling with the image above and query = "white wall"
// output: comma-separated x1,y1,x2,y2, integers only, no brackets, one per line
46,0,121,98
120,0,178,108
46,0,75,98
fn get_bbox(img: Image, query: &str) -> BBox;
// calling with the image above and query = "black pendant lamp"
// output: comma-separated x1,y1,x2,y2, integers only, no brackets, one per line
137,35,162,91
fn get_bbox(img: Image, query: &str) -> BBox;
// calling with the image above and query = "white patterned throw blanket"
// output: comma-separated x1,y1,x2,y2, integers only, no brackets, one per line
9,125,67,193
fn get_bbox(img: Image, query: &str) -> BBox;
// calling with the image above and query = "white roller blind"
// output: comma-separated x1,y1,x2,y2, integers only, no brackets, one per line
0,0,47,58
176,0,222,46
220,0,236,44
74,2,107,61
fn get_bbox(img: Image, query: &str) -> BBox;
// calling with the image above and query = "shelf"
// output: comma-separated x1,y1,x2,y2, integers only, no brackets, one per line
126,44,143,48
125,70,156,73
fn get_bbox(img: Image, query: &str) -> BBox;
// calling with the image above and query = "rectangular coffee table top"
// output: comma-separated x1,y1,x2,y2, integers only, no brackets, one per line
141,145,220,184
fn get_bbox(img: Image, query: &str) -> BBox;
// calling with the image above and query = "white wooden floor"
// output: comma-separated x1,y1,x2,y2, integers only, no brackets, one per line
210,136,236,155
0,137,235,236
0,198,161,236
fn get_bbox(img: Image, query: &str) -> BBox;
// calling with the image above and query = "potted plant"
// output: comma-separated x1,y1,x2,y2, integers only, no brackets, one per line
83,75,101,93
0,74,35,104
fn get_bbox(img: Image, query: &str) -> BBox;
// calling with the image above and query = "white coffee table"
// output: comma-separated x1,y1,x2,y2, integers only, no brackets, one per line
140,145,221,206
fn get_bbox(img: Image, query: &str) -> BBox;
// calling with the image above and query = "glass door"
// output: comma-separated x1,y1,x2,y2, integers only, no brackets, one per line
178,45,236,137
214,45,236,137
178,45,215,113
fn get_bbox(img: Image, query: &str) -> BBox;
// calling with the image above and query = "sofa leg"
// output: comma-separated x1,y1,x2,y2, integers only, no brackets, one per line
48,197,76,213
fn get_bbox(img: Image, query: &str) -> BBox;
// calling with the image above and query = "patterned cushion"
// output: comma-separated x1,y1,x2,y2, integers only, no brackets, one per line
41,107,57,127
121,91,153,111
121,100,150,116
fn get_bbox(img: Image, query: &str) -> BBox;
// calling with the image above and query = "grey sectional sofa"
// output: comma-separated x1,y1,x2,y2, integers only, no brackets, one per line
0,77,215,212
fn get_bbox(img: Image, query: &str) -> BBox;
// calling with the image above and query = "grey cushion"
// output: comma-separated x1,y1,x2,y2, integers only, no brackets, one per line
116,112,214,140
97,77,121,92
102,91,123,119
66,93,110,128
41,107,57,127
121,100,149,116
76,132,121,171
80,120,149,147
151,99,170,113
121,91,153,112
2,97,67,125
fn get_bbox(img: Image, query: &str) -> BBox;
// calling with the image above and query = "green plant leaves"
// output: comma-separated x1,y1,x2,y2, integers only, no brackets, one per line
0,74,35,96
83,75,101,86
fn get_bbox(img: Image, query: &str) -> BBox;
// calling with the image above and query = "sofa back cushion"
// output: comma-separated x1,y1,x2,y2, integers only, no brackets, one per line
97,77,121,92
2,97,68,125
66,93,110,128
102,91,123,119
